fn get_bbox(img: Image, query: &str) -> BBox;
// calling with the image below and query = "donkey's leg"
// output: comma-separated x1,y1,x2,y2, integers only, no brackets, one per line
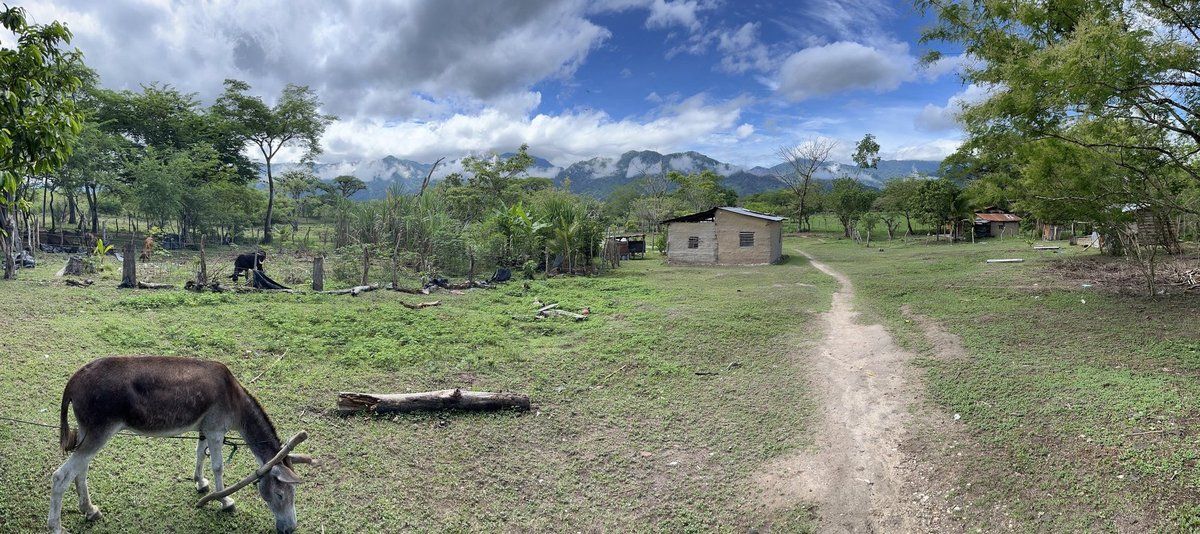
194,438,210,493
50,427,114,534
206,434,236,511
74,461,101,521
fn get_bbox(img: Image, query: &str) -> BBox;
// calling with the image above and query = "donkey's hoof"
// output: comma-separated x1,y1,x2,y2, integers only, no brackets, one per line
196,481,210,494
83,506,102,521
219,498,236,512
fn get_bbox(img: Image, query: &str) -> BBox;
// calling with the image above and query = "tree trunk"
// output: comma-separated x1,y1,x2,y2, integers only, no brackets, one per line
67,192,77,224
337,389,530,415
119,240,137,288
262,160,275,244
196,235,207,286
312,255,324,291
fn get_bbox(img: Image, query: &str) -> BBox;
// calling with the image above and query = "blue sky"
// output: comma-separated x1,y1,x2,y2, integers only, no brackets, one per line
24,0,976,166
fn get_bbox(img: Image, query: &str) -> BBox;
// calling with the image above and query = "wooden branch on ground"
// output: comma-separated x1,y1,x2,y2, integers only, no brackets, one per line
536,303,559,314
400,300,441,310
322,284,379,296
337,389,530,415
389,284,428,294
985,258,1025,263
136,281,174,290
64,278,94,287
540,308,587,321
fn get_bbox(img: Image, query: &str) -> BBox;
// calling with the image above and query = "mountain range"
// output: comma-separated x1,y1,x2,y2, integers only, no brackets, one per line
276,150,942,200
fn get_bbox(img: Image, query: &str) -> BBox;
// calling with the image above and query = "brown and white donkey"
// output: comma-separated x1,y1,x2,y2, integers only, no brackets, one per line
51,356,310,534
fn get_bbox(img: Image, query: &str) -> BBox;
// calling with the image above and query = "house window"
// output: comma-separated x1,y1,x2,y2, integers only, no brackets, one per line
687,236,700,249
739,231,755,247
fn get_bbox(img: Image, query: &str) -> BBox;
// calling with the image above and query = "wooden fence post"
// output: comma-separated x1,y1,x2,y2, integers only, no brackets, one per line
119,240,137,288
312,255,324,292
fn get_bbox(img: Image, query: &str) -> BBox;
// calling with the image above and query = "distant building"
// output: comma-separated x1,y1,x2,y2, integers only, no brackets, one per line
972,209,1022,239
662,207,784,265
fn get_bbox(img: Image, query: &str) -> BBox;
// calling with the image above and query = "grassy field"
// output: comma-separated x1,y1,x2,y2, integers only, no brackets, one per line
0,248,834,532
798,234,1200,532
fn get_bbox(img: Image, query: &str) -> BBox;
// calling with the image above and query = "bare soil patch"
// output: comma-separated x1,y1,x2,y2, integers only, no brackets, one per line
1044,253,1200,295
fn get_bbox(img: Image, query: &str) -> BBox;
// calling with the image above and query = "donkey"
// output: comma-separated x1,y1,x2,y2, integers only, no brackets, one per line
51,356,309,534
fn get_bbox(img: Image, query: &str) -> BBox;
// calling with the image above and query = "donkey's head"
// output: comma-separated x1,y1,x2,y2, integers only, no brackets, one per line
257,463,302,534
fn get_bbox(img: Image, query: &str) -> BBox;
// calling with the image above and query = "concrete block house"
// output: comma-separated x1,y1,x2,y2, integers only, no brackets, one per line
662,207,784,265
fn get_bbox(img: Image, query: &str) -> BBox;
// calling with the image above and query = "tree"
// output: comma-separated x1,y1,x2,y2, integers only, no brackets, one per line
668,169,737,212
214,79,334,243
858,211,880,246
0,6,86,279
332,174,366,199
880,177,923,235
915,177,966,241
279,169,320,230
827,177,877,238
852,133,881,170
777,138,837,231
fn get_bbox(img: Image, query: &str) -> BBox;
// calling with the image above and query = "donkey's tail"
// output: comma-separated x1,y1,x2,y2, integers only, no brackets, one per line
59,392,78,453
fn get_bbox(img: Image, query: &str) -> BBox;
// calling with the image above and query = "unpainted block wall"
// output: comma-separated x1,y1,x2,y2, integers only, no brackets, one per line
666,221,716,264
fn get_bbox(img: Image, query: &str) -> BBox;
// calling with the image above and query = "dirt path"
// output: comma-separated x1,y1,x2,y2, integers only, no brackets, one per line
757,251,921,532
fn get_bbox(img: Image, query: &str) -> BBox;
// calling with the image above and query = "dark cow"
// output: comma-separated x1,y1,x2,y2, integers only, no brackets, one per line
231,251,266,281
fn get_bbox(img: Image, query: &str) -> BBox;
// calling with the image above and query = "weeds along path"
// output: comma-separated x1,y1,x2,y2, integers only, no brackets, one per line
758,250,921,532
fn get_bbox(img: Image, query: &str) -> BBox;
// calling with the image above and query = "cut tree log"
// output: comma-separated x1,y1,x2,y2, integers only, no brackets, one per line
401,300,441,310
64,278,94,287
322,284,379,296
312,256,324,291
338,389,530,415
536,303,559,314
118,240,137,288
985,258,1025,263
136,281,175,290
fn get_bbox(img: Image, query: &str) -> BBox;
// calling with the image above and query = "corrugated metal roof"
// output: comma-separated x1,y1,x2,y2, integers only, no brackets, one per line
662,207,786,224
974,212,1022,222
718,207,787,221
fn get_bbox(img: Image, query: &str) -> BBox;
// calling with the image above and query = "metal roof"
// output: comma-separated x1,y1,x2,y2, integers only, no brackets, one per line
974,212,1022,222
662,207,786,224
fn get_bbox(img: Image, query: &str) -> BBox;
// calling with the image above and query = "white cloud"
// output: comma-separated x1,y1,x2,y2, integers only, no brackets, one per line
889,139,962,160
914,83,992,132
735,123,755,138
776,41,915,101
715,22,774,74
317,93,744,164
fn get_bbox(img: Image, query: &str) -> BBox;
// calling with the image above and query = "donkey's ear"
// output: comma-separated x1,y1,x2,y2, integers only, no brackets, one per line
272,465,303,484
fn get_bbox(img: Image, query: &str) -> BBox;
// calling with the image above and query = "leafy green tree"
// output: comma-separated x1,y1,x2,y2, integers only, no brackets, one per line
332,174,366,198
279,169,320,230
439,146,536,222
827,177,877,238
852,133,881,170
879,177,923,235
668,169,737,212
214,79,334,243
858,211,881,246
1,6,86,278
915,177,967,241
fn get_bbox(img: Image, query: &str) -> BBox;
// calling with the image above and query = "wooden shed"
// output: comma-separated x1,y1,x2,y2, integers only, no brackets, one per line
973,210,1022,239
662,207,784,265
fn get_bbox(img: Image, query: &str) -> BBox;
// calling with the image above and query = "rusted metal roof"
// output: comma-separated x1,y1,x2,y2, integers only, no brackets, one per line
974,212,1022,222
662,207,786,224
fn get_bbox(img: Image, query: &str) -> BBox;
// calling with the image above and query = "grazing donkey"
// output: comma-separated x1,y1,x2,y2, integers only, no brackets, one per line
51,356,309,534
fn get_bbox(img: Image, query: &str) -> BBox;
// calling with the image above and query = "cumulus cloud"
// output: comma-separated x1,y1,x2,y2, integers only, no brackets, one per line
318,93,745,164
25,0,610,119
914,84,993,132
593,0,714,32
776,41,915,101
889,139,962,161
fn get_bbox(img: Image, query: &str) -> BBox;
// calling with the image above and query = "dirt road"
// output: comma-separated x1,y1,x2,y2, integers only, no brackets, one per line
758,251,921,532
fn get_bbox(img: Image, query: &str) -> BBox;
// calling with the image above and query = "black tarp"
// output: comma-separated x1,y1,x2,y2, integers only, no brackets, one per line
250,270,291,290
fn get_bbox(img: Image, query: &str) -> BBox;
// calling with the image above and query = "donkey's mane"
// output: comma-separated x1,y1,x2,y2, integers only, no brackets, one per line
240,385,281,446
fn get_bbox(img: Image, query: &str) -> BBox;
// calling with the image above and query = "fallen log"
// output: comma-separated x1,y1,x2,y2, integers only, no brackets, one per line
338,389,530,415
322,284,379,296
401,300,441,310
389,284,428,295
536,303,559,314
985,258,1025,264
136,281,175,290
64,278,94,287
541,308,587,321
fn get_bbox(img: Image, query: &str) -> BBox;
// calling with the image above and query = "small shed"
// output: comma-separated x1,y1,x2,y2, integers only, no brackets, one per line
973,210,1022,238
662,207,784,265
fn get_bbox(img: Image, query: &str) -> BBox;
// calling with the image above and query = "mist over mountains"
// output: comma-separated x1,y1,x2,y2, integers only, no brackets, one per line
276,150,942,200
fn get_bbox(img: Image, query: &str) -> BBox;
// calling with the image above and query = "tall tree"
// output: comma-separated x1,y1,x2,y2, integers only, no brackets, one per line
827,177,878,238
332,174,366,199
214,80,334,243
279,169,320,231
777,138,837,231
852,133,881,170
0,6,86,279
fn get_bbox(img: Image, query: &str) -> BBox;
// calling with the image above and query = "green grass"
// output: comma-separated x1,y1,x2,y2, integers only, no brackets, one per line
0,250,833,532
796,234,1200,532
